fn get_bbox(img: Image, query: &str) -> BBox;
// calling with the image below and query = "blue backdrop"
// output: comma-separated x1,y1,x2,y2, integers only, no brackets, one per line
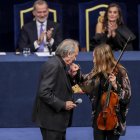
0,52,140,127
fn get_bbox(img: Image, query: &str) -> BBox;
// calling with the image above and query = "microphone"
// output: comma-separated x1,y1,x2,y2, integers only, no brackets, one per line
75,98,82,105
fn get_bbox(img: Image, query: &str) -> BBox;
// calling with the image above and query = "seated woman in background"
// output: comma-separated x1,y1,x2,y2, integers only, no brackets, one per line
90,3,136,51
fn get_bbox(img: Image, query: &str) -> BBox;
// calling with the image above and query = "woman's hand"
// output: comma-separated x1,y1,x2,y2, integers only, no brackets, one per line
109,73,117,90
108,22,117,37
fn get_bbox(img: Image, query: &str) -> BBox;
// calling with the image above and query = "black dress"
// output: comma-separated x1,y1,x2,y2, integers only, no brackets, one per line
90,24,136,51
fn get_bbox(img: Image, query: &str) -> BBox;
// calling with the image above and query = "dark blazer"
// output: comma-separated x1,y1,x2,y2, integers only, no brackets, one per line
18,20,62,52
32,56,73,132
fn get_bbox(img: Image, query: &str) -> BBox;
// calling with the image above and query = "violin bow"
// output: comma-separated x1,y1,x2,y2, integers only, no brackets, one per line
104,36,131,86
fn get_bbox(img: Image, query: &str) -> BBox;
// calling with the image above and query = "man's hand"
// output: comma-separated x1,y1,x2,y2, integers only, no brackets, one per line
37,32,46,45
65,101,77,110
46,28,54,42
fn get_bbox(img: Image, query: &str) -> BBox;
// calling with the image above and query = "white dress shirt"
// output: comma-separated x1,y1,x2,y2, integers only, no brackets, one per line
34,20,54,52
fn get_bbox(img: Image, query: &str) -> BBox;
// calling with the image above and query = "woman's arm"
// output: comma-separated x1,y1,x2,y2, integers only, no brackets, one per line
116,68,131,104
95,22,104,33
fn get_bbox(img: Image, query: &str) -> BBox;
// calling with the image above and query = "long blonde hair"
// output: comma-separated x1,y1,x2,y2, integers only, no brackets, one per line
91,44,124,78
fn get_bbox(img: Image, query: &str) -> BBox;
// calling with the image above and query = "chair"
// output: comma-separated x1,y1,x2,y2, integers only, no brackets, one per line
79,0,127,51
138,5,140,50
13,1,62,49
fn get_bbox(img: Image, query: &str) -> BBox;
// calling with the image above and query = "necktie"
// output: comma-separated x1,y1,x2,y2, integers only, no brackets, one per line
38,23,44,52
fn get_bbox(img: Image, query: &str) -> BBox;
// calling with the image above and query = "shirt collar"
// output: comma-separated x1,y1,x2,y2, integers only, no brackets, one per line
36,20,47,27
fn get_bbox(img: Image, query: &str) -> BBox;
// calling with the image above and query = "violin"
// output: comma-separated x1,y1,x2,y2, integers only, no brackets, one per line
97,83,119,130
97,36,131,130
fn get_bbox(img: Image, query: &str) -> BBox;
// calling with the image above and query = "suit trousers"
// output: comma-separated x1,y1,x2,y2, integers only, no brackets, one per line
40,127,66,140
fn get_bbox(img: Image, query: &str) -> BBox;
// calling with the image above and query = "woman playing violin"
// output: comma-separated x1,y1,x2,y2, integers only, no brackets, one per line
70,43,131,140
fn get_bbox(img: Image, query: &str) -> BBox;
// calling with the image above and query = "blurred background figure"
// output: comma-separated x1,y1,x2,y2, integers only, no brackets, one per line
90,3,136,51
18,0,62,53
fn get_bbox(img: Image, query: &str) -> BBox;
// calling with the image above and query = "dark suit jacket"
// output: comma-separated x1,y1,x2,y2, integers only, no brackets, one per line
32,56,73,132
18,20,62,52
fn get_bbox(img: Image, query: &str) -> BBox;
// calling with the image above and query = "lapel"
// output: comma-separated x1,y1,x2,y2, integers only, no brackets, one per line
47,20,52,30
31,21,38,40
47,20,55,37
55,56,71,91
